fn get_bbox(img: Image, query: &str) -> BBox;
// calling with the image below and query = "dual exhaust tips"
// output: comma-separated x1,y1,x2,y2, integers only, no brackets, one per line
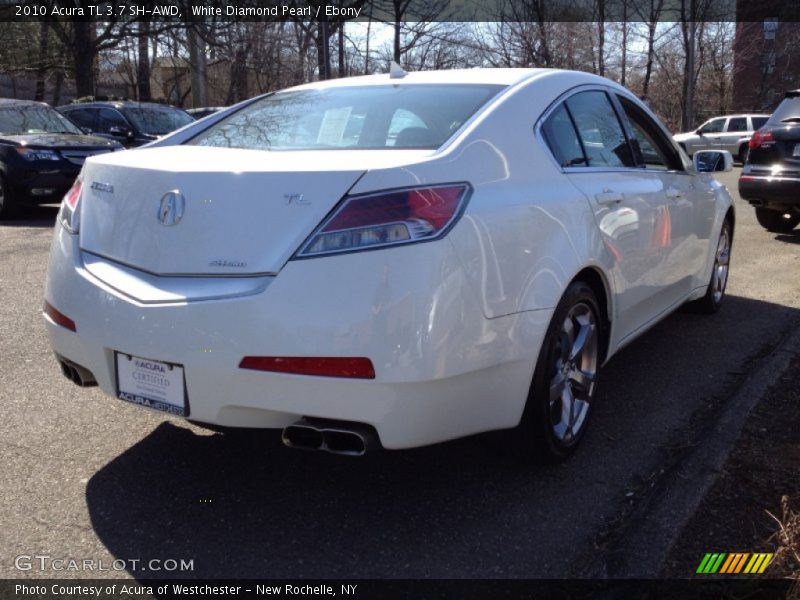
282,419,379,456
58,357,97,387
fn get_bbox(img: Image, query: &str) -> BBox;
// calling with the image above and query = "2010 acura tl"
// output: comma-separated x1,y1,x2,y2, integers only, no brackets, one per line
44,68,735,461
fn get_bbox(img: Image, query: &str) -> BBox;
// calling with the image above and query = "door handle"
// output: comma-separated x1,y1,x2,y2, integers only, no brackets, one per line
595,191,624,205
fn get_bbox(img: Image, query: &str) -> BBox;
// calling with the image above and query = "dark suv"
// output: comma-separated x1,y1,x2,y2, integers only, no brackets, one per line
0,99,121,218
739,90,800,233
58,101,194,148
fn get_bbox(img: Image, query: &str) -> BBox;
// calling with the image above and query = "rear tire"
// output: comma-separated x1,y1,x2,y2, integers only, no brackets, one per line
514,282,602,463
737,145,749,164
755,207,800,233
688,218,732,314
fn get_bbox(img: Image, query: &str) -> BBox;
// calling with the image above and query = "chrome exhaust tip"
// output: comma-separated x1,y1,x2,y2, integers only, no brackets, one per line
282,419,378,456
57,357,97,387
282,422,325,451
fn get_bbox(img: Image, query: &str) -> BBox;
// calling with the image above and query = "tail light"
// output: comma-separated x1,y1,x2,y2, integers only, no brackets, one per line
44,301,76,332
749,129,774,150
296,184,471,258
59,175,83,234
239,356,375,379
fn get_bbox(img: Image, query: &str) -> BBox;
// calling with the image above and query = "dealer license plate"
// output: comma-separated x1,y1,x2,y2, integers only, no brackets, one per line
115,353,186,416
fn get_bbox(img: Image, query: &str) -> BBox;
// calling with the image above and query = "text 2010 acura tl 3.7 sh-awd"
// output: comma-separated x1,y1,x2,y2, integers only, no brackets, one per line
44,68,735,461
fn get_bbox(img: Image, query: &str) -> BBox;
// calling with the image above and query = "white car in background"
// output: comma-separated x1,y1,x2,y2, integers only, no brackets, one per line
673,114,770,163
44,68,735,462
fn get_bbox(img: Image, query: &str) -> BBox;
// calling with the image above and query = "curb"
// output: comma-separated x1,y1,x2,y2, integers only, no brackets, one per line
579,318,800,578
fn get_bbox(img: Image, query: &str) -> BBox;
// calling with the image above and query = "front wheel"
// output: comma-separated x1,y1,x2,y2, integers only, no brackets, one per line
755,207,800,233
514,282,602,463
689,219,732,314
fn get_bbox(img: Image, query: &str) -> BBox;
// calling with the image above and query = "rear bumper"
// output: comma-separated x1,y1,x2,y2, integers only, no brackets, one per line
44,225,551,449
739,175,800,210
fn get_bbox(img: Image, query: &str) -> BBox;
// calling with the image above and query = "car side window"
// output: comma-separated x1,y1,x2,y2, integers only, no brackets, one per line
617,95,683,172
565,91,634,168
751,116,768,130
97,108,129,133
699,118,725,134
65,109,96,131
727,117,748,132
541,104,586,167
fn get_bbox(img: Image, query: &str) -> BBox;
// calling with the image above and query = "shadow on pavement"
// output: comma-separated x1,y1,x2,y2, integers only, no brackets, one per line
85,295,800,580
1,205,59,228
775,230,800,245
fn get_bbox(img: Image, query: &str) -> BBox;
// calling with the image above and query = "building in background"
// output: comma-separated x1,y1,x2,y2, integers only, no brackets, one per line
733,0,800,112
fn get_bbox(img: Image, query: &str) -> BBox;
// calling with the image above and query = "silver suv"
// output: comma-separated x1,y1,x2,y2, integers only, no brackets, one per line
673,114,770,163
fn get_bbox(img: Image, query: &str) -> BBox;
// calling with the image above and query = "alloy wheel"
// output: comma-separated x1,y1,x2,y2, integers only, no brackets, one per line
548,302,599,443
712,224,731,303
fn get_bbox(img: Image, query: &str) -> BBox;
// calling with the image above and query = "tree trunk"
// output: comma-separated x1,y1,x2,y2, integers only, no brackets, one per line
316,21,331,80
34,21,49,102
596,0,605,77
187,25,208,107
620,1,628,86
137,21,151,101
681,0,697,131
642,21,657,100
52,69,64,106
71,21,95,97
338,20,345,77
364,16,371,74
393,20,401,63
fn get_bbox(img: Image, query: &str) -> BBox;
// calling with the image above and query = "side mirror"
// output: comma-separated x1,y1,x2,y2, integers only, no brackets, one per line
696,129,705,135
694,150,733,173
80,126,93,134
108,125,133,138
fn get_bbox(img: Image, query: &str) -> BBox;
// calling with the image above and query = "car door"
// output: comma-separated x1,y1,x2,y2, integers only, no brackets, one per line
694,117,726,153
96,108,133,145
615,94,715,299
544,89,676,343
721,116,748,154
63,108,97,134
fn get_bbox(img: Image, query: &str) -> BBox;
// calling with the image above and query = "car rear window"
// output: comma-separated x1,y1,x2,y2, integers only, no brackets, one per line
727,117,747,132
767,98,800,125
188,84,505,151
752,116,769,129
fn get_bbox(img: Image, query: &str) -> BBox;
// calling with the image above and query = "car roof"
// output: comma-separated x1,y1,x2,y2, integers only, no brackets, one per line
0,98,52,108
59,101,184,111
284,68,550,92
706,114,771,119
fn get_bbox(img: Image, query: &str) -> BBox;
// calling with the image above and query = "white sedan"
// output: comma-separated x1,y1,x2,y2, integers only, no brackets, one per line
44,68,735,461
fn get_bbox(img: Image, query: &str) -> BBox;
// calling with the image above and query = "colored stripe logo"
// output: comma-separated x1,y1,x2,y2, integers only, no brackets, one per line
696,552,773,574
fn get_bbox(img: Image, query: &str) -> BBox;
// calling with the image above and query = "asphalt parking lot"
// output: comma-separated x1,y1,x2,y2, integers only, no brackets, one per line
2,167,799,580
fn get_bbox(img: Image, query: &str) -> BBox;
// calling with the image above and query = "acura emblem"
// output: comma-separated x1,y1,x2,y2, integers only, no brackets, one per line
158,190,185,226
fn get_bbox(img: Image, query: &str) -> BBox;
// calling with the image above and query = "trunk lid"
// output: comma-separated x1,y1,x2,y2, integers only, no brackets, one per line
750,123,800,171
78,145,432,275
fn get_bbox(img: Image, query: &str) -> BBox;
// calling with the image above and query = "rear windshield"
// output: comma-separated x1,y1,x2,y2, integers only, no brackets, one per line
768,98,800,125
188,84,505,151
123,107,194,135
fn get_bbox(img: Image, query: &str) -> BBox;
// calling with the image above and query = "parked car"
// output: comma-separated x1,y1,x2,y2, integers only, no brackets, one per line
673,114,770,163
186,106,226,120
44,69,735,462
0,99,122,218
58,101,194,148
739,90,800,232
